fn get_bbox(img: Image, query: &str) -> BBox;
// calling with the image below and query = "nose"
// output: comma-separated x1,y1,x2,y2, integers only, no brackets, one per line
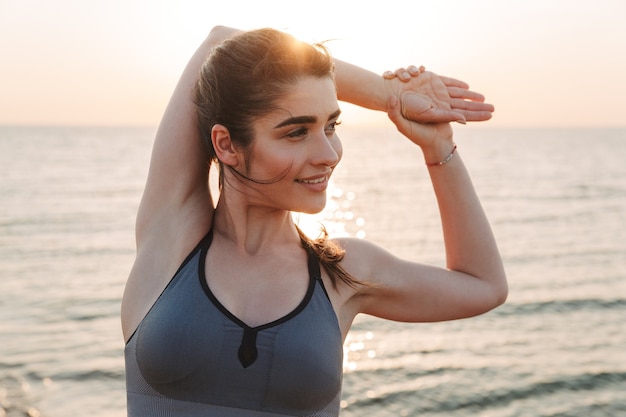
312,132,342,167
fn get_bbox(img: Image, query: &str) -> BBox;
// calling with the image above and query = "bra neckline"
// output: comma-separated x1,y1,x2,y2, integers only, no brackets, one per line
197,229,320,331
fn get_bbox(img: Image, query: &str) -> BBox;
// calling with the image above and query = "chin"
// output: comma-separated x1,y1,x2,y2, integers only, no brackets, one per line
294,202,327,215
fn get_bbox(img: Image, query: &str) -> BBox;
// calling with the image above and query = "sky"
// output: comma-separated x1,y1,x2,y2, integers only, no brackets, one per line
1,0,625,128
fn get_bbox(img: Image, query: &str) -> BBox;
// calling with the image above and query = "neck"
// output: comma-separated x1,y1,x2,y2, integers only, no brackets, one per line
213,196,300,256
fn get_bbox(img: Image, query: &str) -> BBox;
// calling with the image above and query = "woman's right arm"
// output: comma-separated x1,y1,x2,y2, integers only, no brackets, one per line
122,26,239,341
136,26,240,247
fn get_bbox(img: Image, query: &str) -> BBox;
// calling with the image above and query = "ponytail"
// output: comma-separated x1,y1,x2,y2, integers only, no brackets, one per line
295,225,367,289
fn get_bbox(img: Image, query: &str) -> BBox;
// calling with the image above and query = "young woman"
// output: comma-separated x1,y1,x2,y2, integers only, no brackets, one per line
121,25,507,416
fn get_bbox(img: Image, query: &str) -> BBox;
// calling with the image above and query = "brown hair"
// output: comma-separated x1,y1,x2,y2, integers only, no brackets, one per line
194,28,363,289
195,28,334,180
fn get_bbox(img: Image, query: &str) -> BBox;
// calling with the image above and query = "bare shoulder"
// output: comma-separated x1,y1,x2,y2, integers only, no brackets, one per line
317,237,399,337
332,237,398,284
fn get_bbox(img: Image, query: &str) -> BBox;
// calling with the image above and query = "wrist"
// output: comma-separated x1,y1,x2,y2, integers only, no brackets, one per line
380,65,426,114
380,77,396,112
422,140,457,167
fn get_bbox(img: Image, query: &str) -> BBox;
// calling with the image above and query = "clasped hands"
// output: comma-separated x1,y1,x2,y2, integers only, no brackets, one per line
383,65,495,125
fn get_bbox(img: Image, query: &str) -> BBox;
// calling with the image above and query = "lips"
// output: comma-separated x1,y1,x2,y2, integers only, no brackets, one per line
295,172,330,191
296,169,332,184
298,176,326,184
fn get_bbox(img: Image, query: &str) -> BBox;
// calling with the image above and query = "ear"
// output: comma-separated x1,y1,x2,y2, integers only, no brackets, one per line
211,124,242,168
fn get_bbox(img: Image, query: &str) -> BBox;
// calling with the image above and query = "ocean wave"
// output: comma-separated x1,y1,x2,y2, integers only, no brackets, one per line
345,370,626,415
25,369,124,383
494,298,626,317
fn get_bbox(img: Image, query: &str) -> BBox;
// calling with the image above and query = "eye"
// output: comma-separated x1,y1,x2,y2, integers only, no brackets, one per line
325,120,342,136
285,127,309,140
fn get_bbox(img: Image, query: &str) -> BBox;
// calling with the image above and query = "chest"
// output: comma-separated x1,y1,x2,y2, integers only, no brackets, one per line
131,251,343,413
204,259,312,328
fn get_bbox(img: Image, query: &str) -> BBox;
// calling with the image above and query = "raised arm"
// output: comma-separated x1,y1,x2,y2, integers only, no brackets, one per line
122,26,240,341
135,26,240,247
335,61,494,124
340,98,507,324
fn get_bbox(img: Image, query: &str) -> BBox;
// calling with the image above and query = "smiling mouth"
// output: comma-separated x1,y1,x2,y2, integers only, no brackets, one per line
297,177,327,184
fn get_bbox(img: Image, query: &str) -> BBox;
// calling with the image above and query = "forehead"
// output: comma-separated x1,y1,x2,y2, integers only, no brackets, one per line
261,76,339,126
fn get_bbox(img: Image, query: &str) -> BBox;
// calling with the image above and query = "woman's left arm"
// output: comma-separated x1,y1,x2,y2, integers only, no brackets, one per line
341,96,507,323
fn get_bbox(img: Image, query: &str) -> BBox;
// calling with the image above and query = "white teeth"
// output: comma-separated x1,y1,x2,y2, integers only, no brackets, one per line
300,177,325,184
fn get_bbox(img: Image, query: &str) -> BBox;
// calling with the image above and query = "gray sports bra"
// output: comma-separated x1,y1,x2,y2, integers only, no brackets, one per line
124,230,343,416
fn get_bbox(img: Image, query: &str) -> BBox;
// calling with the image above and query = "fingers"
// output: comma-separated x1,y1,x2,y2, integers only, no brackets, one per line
450,98,494,112
399,92,437,121
383,65,425,81
408,65,425,76
448,86,486,102
386,70,479,99
449,96,495,122
387,95,413,137
439,76,470,90
429,109,467,124
449,99,494,122
457,109,494,122
387,95,456,147
382,68,410,81
447,85,494,122
386,95,403,122
383,66,492,123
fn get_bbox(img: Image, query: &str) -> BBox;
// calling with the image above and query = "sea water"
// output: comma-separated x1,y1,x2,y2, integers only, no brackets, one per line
1,125,625,416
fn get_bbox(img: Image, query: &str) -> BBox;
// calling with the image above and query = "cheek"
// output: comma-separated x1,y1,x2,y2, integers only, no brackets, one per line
249,147,297,178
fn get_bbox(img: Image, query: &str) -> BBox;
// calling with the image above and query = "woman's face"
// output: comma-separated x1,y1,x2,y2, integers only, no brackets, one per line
236,76,343,214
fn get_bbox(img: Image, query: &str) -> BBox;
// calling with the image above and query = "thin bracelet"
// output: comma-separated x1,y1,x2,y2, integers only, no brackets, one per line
426,143,457,167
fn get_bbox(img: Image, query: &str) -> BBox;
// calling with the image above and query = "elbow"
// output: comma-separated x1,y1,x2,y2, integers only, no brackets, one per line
470,279,507,319
207,25,241,45
490,272,509,309
495,283,509,308
208,25,229,37
473,269,508,315
483,257,508,309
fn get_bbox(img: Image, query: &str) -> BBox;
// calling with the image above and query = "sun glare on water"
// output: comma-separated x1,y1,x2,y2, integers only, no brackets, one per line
293,181,366,240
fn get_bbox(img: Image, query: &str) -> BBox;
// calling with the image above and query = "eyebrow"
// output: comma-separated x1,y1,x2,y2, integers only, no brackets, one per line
274,109,342,129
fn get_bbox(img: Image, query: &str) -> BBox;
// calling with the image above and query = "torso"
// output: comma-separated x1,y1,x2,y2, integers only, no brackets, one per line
124,229,344,416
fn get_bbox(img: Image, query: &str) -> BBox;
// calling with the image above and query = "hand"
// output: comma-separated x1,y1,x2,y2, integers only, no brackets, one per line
387,94,453,152
383,66,495,124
